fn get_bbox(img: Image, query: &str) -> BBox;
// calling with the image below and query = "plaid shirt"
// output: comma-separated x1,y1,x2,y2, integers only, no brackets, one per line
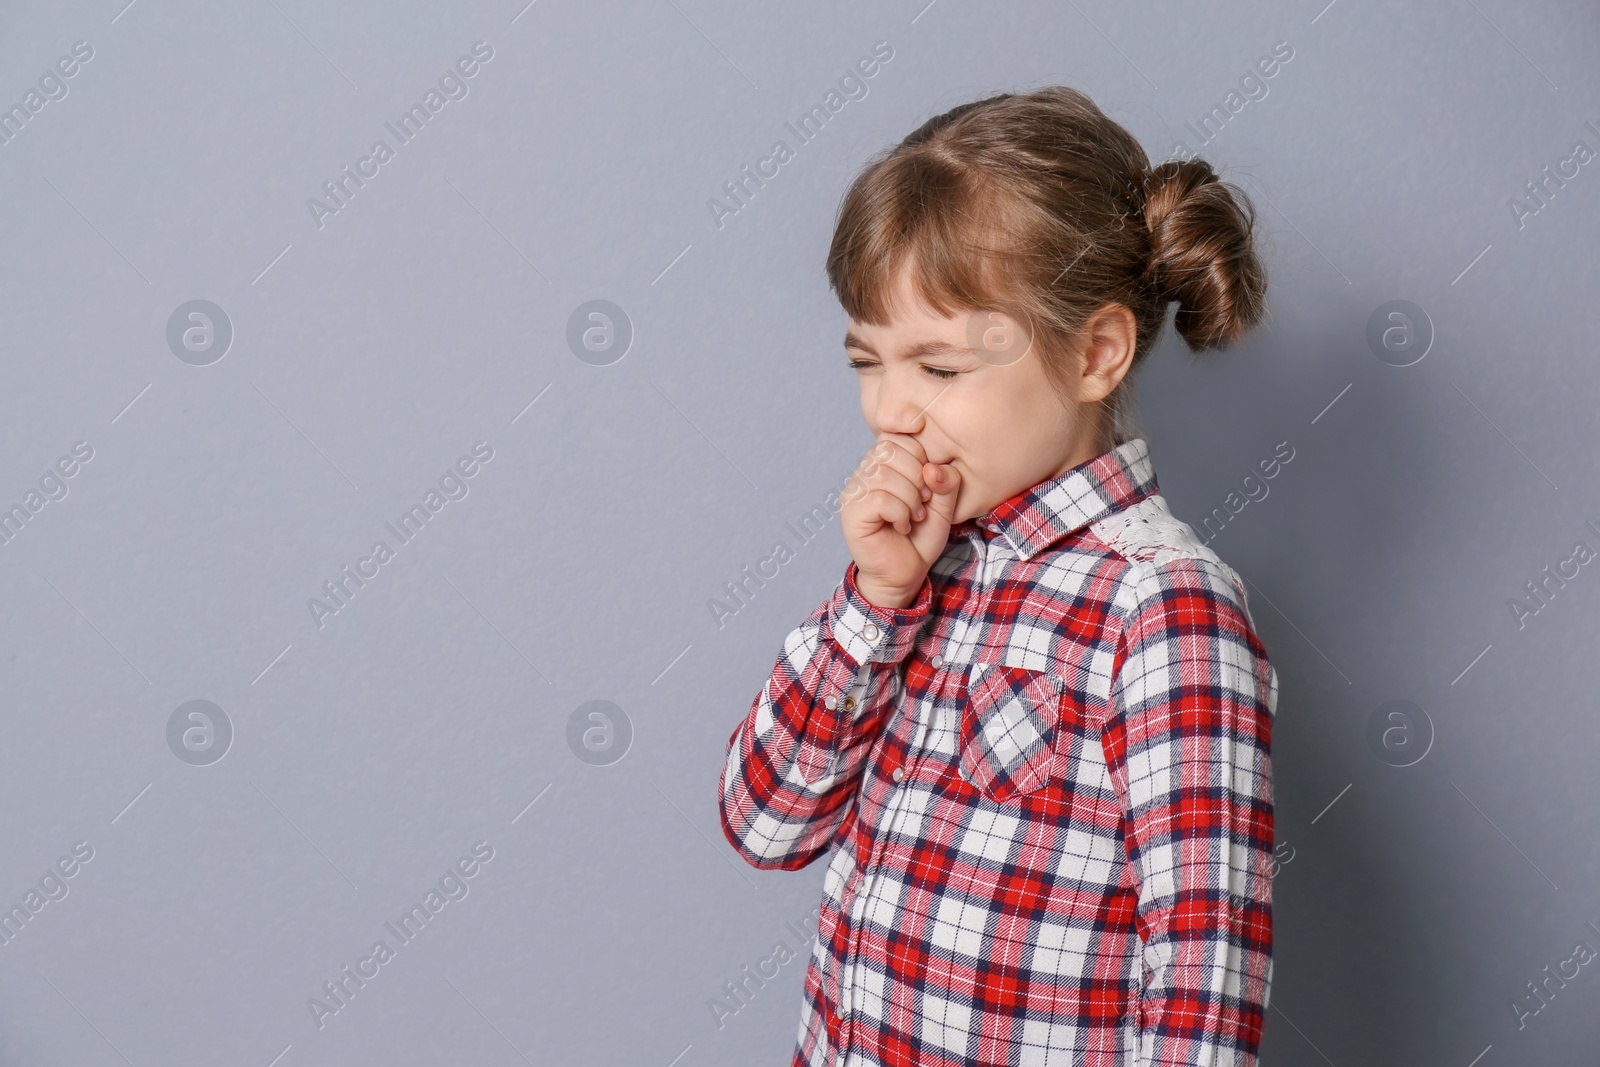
718,436,1278,1067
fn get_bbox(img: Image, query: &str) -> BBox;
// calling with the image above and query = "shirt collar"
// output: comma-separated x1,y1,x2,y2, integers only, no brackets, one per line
952,436,1160,561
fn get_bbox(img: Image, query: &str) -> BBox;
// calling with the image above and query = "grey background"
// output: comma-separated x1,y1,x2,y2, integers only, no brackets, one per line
0,0,1596,1064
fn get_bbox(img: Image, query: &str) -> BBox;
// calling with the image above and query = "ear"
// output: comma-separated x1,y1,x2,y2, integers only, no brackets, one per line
1076,302,1137,404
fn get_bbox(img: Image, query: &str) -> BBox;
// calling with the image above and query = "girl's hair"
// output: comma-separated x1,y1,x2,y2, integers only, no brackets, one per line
826,85,1268,449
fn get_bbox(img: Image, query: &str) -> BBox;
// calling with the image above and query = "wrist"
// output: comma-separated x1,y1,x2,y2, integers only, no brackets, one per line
855,575,918,611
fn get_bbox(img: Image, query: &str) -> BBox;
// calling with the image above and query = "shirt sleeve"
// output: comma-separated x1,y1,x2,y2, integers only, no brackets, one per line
1102,555,1278,1067
718,560,931,871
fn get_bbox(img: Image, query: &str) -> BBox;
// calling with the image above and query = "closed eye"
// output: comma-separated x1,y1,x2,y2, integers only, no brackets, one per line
848,358,958,380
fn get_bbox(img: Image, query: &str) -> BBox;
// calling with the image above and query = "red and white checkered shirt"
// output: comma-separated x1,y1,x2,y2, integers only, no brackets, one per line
718,436,1278,1067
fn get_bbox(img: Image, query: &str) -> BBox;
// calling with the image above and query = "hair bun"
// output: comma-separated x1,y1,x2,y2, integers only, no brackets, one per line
1140,159,1268,350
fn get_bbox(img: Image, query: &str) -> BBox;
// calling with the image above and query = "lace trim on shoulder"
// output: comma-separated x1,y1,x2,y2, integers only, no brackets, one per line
1088,495,1217,567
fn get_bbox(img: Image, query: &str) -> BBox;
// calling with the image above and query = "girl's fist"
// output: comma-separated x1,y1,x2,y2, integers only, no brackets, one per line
839,434,963,609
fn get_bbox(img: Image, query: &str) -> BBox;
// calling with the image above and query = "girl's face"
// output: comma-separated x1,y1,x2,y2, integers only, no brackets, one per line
846,262,1130,526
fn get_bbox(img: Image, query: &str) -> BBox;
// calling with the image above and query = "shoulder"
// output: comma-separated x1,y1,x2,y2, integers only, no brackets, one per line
1087,493,1225,571
1088,494,1278,717
1085,493,1258,636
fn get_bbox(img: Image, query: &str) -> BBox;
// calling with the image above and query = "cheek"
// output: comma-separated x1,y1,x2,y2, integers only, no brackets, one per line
956,395,1036,485
951,394,1007,461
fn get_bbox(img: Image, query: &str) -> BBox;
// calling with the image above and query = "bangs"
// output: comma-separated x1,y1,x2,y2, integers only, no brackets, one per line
827,155,1044,329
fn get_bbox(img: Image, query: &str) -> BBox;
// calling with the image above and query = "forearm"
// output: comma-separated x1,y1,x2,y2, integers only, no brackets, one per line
1129,845,1274,1066
718,561,931,870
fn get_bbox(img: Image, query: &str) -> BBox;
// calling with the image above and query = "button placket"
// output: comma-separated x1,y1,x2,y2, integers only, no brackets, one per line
942,533,1001,780
836,535,1004,1047
835,822,876,1034
841,719,927,1025
934,543,986,674
832,872,858,1033
912,660,947,749
839,856,871,1020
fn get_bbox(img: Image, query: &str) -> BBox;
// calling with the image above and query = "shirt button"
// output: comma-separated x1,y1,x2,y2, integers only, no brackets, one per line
862,621,880,641
824,694,838,710
930,654,944,668
833,1005,844,1021
892,766,905,782
842,695,856,712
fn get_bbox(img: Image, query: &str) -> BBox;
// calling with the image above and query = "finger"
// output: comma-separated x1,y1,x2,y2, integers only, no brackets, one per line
877,431,926,462
841,457,889,506
870,436,932,499
864,488,915,534
908,466,962,559
922,461,962,518
876,432,928,470
862,461,928,521
845,439,909,502
846,440,927,515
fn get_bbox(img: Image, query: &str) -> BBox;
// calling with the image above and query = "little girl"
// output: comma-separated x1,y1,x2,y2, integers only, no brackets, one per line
719,86,1278,1067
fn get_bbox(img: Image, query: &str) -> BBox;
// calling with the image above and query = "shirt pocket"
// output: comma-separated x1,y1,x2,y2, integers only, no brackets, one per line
958,663,1065,803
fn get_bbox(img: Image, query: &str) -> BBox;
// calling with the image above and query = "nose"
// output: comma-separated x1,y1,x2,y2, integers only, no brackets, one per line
874,369,927,436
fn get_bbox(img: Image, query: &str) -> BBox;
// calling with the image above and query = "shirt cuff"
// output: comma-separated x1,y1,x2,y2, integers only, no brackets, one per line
829,561,932,665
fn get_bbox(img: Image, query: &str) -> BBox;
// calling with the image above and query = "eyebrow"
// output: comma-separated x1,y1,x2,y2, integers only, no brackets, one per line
843,331,970,361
